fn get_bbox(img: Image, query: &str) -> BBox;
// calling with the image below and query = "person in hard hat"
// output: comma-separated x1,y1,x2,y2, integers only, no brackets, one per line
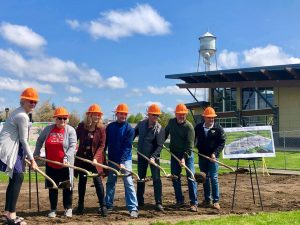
34,107,77,218
194,106,225,210
0,87,39,225
74,104,107,216
165,104,198,212
134,104,165,211
104,103,139,218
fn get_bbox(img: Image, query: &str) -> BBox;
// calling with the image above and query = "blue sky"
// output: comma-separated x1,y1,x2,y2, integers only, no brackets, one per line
1,0,300,119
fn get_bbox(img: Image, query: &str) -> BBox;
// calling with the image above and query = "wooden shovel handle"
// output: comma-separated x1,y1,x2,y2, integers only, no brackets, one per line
107,159,140,180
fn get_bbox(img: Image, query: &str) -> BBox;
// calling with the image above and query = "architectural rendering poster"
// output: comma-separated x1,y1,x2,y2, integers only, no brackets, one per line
223,125,276,159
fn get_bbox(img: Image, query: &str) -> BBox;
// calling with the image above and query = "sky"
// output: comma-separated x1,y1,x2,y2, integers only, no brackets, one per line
1,0,300,120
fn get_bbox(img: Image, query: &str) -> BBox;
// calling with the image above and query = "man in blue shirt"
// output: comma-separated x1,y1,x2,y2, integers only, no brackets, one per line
105,103,138,218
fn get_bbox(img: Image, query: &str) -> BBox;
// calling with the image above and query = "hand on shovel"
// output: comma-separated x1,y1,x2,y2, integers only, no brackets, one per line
180,158,186,167
30,159,38,170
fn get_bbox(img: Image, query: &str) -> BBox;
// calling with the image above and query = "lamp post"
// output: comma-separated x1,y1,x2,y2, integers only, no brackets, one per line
5,108,9,120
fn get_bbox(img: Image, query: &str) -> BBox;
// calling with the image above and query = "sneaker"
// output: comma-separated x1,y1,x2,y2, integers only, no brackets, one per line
98,206,108,217
200,200,212,208
155,204,164,212
174,201,185,208
130,210,139,218
64,208,73,218
190,204,198,212
212,202,221,210
106,206,113,212
48,210,57,218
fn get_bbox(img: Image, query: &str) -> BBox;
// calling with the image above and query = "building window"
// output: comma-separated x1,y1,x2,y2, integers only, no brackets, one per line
242,115,273,126
215,117,238,128
242,88,273,110
212,88,237,112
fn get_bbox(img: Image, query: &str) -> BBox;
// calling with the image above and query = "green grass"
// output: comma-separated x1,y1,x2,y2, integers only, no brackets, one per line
151,210,300,225
0,170,45,183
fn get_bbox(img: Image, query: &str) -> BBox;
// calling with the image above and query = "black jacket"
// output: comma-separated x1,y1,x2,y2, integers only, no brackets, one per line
194,122,226,158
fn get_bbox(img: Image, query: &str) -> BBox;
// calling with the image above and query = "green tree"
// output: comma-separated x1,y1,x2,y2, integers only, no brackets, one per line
159,111,173,128
134,112,144,123
127,114,136,123
186,111,195,126
68,110,81,128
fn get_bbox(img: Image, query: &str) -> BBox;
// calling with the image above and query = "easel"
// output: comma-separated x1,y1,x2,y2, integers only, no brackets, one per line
231,158,263,211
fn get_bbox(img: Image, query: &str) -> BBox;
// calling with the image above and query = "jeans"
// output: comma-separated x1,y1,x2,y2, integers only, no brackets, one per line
198,157,219,203
137,156,162,205
170,152,198,205
105,160,138,212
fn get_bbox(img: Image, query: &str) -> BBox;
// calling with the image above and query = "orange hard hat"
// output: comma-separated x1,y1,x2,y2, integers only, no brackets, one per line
86,104,103,115
20,87,39,101
115,103,129,113
202,106,217,117
175,103,188,114
53,107,69,118
147,104,161,115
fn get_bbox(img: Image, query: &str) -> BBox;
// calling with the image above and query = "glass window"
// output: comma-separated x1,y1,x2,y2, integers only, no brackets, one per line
258,88,273,109
242,88,256,110
213,88,237,112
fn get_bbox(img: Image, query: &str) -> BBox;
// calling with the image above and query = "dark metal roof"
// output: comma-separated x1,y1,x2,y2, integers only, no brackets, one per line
165,63,300,88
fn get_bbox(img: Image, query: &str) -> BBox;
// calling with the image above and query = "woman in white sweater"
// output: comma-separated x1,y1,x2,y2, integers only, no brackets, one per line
0,87,39,225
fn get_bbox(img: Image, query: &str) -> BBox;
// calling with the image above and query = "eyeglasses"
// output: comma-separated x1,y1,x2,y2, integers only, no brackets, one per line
151,114,160,117
57,117,68,121
29,100,38,105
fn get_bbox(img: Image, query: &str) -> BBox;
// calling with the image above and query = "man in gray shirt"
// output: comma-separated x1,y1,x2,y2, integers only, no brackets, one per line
134,104,165,211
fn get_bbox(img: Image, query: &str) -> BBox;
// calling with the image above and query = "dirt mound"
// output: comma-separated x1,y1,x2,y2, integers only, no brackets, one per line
0,173,299,224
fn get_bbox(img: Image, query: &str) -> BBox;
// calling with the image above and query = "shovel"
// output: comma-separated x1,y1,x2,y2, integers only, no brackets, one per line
192,150,249,173
75,156,128,177
35,156,98,178
106,159,145,182
25,159,58,189
162,145,198,182
136,151,178,180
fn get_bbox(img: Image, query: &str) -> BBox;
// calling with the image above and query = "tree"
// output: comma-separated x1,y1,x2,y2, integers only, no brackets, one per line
159,111,173,128
186,111,195,126
127,114,136,123
68,110,81,128
134,112,144,123
33,100,54,122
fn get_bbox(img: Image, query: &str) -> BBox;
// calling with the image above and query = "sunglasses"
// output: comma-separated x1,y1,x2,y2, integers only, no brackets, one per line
57,117,68,121
29,100,38,105
151,114,160,117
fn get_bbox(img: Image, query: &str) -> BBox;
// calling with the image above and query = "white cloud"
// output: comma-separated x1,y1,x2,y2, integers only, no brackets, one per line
0,97,5,103
0,48,126,88
67,4,171,40
147,85,189,95
65,85,82,94
144,101,164,108
104,76,126,89
65,96,83,103
0,77,53,94
218,49,239,69
243,44,300,67
166,107,174,113
0,22,46,50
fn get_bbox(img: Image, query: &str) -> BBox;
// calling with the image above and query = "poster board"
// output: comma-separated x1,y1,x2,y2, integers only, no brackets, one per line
223,125,275,159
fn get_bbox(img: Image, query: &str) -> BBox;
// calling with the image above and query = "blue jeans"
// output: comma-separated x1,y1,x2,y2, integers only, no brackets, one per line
170,152,198,205
105,160,138,212
198,157,219,203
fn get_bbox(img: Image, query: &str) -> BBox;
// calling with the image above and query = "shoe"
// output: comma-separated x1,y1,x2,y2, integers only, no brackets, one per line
200,200,212,208
130,210,139,218
75,205,84,215
190,204,198,212
155,204,164,211
212,202,221,210
98,206,108,217
138,202,144,207
64,208,73,218
48,210,57,218
174,201,185,208
106,206,113,212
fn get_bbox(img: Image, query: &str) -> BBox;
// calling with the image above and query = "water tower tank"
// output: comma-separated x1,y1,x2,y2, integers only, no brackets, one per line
199,32,216,59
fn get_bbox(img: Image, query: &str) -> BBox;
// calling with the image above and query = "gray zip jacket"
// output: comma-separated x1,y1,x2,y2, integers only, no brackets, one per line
34,124,77,188
134,119,165,158
0,107,33,178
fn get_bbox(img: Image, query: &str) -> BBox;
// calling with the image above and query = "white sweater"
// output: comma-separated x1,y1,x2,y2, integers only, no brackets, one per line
0,107,33,177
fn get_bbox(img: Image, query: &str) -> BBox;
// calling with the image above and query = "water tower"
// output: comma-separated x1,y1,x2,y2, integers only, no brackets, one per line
197,32,217,72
